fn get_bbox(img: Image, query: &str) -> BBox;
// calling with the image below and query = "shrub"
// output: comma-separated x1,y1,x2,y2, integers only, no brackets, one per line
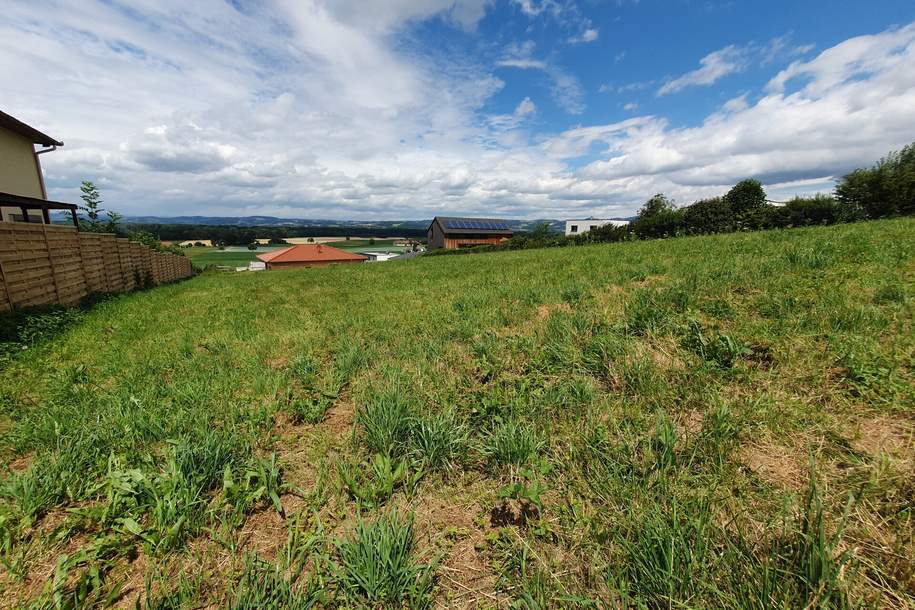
781,195,843,226
632,209,684,239
682,197,734,234
836,142,915,218
577,222,630,243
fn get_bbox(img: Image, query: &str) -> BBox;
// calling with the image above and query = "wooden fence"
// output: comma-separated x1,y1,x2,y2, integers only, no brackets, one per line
0,223,193,312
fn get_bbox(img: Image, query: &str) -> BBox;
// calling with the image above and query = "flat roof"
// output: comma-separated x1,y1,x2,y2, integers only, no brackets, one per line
0,110,63,147
566,218,629,222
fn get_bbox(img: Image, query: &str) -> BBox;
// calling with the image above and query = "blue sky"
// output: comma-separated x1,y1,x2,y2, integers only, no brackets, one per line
2,0,914,219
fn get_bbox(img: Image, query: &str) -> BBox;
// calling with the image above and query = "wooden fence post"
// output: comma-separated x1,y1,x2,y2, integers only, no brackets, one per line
0,257,13,311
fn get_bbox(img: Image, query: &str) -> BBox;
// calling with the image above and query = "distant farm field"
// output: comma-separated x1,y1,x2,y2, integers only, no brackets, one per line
1,219,913,608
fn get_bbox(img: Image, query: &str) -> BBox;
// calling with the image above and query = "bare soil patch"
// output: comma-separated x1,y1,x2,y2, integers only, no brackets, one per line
850,416,914,465
740,439,806,491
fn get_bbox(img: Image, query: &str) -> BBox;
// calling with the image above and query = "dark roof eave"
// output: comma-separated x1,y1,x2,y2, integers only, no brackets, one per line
0,191,77,210
0,110,64,147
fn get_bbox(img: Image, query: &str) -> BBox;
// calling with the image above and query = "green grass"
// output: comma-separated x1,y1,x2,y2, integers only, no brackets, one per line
332,238,408,253
0,218,913,608
184,247,270,269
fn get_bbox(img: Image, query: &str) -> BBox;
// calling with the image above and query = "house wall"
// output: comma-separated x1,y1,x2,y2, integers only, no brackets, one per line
0,127,48,224
0,128,44,199
564,219,628,236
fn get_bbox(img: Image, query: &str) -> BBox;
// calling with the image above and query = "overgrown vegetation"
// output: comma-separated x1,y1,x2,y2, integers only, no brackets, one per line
0,218,912,607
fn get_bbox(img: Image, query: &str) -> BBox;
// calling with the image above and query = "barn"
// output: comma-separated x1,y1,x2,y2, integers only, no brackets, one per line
427,216,513,250
256,244,367,269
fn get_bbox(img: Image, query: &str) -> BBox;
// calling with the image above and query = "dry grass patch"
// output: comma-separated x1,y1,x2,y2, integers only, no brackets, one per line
850,415,914,465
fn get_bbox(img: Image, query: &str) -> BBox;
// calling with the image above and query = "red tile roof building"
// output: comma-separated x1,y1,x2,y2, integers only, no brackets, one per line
256,244,367,269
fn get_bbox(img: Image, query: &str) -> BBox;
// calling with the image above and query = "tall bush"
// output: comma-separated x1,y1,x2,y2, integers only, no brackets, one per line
632,194,683,238
781,195,843,226
682,197,734,234
836,143,915,218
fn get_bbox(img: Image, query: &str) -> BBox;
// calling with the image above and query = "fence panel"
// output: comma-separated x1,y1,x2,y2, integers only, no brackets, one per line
0,223,193,311
98,234,123,293
78,233,107,294
44,225,88,305
117,238,136,292
0,223,57,308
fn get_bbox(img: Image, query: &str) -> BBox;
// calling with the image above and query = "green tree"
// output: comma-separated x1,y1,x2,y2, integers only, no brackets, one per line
78,181,121,233
633,194,683,238
638,194,676,219
724,179,767,216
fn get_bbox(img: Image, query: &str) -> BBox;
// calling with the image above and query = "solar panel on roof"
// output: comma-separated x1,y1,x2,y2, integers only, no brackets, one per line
441,218,509,231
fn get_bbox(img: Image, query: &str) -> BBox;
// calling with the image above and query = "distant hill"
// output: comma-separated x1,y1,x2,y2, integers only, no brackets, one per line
117,216,574,233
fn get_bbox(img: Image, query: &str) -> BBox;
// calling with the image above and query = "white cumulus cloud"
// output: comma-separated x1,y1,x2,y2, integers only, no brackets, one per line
0,3,912,220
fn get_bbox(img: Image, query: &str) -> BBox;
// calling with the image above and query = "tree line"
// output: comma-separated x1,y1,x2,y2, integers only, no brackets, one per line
118,224,426,246
432,141,915,255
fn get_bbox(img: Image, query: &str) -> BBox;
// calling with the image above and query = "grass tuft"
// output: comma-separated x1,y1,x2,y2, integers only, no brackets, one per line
335,511,435,608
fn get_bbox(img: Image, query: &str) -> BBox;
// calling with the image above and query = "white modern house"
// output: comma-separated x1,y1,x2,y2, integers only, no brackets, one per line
363,251,400,262
565,218,629,236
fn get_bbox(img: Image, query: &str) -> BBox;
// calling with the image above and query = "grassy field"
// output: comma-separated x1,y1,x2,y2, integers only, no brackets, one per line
185,240,408,269
0,219,913,608
184,247,272,269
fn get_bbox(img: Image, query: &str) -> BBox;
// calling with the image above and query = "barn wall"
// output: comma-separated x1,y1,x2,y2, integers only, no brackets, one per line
442,236,510,249
428,220,445,249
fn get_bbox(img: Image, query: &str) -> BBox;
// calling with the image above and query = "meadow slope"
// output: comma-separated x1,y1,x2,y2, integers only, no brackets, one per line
1,219,913,609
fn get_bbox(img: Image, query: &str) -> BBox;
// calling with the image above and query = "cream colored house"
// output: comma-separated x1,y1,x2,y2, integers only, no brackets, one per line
0,110,78,225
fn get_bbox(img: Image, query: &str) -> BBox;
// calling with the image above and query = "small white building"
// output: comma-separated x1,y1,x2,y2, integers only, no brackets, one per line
565,218,629,236
363,251,400,262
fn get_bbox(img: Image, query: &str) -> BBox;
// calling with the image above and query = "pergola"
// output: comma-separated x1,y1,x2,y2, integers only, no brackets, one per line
0,191,79,229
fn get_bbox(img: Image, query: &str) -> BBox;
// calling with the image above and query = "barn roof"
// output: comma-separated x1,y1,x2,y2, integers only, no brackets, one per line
256,244,368,263
431,216,513,235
